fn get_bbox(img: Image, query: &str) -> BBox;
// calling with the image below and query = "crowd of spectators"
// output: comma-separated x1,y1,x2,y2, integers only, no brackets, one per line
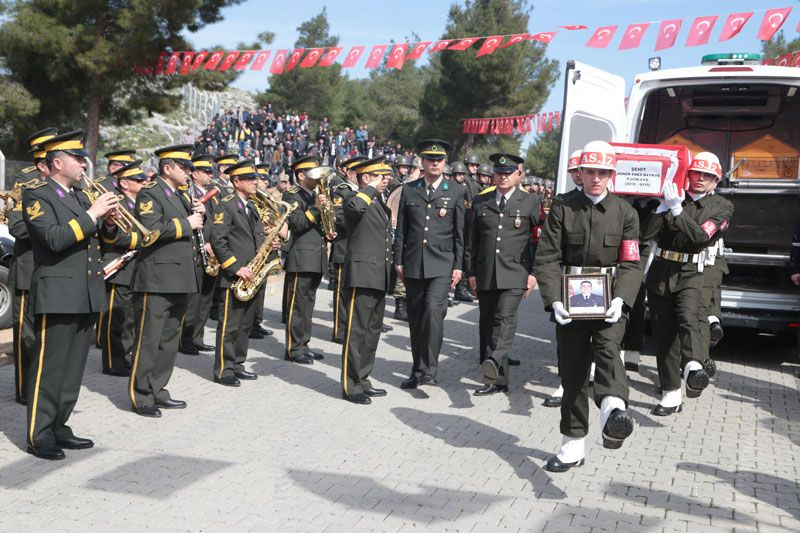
185,105,412,180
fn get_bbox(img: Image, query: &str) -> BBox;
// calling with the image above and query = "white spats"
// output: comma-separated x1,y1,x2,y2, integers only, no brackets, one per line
556,436,586,463
684,360,702,381
660,388,682,408
600,395,626,428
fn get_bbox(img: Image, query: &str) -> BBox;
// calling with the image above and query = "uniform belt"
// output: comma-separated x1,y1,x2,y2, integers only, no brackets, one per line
654,246,699,264
564,266,616,275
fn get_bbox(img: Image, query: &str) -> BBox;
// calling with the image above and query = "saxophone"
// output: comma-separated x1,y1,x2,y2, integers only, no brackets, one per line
231,195,296,301
306,165,337,235
205,256,220,277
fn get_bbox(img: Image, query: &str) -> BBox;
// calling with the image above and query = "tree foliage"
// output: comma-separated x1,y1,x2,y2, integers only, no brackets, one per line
525,126,561,178
762,31,800,59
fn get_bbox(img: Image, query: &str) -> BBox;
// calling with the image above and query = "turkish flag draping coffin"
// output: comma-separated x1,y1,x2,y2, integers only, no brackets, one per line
609,143,690,196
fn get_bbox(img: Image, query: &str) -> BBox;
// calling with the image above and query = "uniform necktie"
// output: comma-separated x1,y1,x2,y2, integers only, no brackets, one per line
499,195,506,211
427,184,434,199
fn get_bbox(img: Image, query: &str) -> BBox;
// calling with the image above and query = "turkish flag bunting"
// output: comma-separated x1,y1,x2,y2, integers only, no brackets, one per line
791,52,800,67
776,52,793,67
269,49,289,74
233,50,256,70
285,48,305,72
218,51,240,71
560,25,588,30
449,37,479,51
758,7,792,40
180,52,195,75
479,119,488,134
516,117,525,134
365,45,388,68
191,51,209,71
463,120,469,134
586,26,617,48
407,41,431,59
719,12,753,41
554,111,561,129
529,31,557,43
429,39,454,53
499,34,528,48
762,58,775,65
619,23,649,50
155,51,167,74
250,51,271,70
655,19,682,51
317,47,342,67
203,50,225,70
386,44,408,69
300,48,324,68
476,35,503,57
165,52,181,75
342,46,366,68
685,16,718,47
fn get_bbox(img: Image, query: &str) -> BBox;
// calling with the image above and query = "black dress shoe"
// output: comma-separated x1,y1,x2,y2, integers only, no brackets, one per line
249,329,265,340
307,351,324,360
624,362,639,372
195,343,214,352
508,357,520,366
102,368,131,377
234,370,257,380
363,387,387,397
400,376,418,389
56,435,94,450
709,322,724,347
602,409,634,449
253,324,273,336
27,444,65,460
214,376,241,387
474,383,508,396
685,369,710,398
342,392,372,404
288,354,314,365
454,289,474,303
543,396,562,408
179,344,200,355
135,405,162,418
380,324,393,333
155,398,187,409
419,375,438,386
15,397,27,406
651,403,682,416
702,358,718,378
544,456,584,473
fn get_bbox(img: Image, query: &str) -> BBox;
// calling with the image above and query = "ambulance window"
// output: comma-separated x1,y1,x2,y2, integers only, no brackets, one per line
569,112,615,151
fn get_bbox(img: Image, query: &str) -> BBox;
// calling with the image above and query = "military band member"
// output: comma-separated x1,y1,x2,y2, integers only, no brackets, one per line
9,129,58,405
283,155,335,364
129,145,204,418
340,157,394,404
210,160,275,386
214,153,238,195
534,141,642,472
250,164,274,340
24,130,119,459
468,153,540,395
99,161,149,376
642,152,733,416
179,154,220,355
394,139,466,389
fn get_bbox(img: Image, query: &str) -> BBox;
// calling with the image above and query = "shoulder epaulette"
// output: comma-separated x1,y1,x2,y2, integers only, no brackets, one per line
479,185,497,195
24,179,47,189
178,184,189,191
287,186,300,194
142,180,158,189
221,194,235,203
20,166,37,175
335,182,357,192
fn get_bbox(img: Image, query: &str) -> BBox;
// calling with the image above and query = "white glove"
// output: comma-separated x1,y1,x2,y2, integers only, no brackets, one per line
662,182,683,216
605,297,625,323
654,201,669,214
552,302,572,325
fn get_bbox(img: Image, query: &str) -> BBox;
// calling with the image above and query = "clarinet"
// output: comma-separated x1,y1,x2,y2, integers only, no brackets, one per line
187,180,210,269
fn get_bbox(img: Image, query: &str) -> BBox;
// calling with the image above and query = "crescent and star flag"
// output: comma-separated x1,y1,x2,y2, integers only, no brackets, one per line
719,12,753,41
285,48,305,71
300,48,324,68
476,35,503,57
619,23,649,50
233,51,256,70
165,52,181,74
342,46,366,67
191,51,209,70
560,25,588,30
758,7,792,40
429,39,454,53
203,50,225,70
529,31,557,43
155,51,167,74
218,51,240,71
365,44,387,68
386,44,408,69
791,51,800,67
586,26,618,48
775,52,793,66
269,49,289,74
449,37,479,51
499,33,529,48
685,16,718,47
406,41,431,60
180,52,195,74
250,51,271,70
316,47,342,67
655,19,682,51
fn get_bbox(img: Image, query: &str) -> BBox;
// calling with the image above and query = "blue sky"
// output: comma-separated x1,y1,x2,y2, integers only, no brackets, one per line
187,0,788,136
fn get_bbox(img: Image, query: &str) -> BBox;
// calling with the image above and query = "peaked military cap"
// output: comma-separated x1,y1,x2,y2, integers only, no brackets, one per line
352,156,392,176
42,130,90,159
27,128,58,159
227,159,258,180
256,163,270,176
342,155,368,169
154,144,194,170
192,154,214,171
104,149,137,163
416,139,452,160
489,152,524,174
113,160,147,181
215,153,238,166
291,155,319,173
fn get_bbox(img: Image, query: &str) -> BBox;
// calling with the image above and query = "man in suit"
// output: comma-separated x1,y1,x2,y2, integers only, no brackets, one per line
340,157,394,404
283,155,336,364
468,153,541,395
569,280,605,308
23,130,119,459
394,139,466,388
129,144,204,418
9,128,57,406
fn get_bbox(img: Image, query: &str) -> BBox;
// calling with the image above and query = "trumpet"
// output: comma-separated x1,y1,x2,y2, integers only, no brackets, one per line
305,165,337,236
80,172,160,247
0,178,38,224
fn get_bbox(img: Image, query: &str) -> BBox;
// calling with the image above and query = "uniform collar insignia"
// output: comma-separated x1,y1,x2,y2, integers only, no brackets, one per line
55,188,65,198
237,200,244,210
443,181,449,191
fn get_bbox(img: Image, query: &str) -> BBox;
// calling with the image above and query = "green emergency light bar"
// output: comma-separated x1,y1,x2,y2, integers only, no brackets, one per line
701,53,762,65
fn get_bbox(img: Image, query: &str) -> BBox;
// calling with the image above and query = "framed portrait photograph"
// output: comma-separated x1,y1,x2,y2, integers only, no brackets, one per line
562,274,611,320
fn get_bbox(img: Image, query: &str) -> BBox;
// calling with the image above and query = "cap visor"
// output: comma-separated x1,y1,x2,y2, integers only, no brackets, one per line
65,149,90,159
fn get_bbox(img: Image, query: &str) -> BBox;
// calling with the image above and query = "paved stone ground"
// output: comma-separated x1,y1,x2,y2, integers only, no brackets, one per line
0,283,798,532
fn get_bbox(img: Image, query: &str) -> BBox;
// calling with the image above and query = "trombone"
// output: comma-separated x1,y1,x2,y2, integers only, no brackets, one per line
80,172,160,247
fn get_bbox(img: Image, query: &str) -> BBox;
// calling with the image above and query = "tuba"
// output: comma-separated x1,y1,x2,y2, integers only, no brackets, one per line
305,165,337,235
232,195,296,301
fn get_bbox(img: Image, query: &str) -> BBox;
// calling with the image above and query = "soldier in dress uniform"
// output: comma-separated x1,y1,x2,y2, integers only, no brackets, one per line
283,155,336,364
388,155,412,193
390,157,413,321
641,152,733,416
214,153,238,195
394,139,466,389
468,153,541,395
340,157,394,404
179,154,221,355
23,130,119,459
129,144,204,418
534,140,642,472
99,161,149,377
249,163,274,340
9,128,57,406
476,163,493,190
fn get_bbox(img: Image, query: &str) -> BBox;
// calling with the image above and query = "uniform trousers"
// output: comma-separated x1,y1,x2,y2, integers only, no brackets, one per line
214,287,259,379
405,276,450,379
27,313,94,448
556,316,629,438
101,283,134,372
699,266,724,360
647,287,703,391
478,288,524,386
12,288,35,403
181,272,217,348
285,271,322,358
341,287,385,395
129,292,187,409
622,285,647,351
331,263,347,341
